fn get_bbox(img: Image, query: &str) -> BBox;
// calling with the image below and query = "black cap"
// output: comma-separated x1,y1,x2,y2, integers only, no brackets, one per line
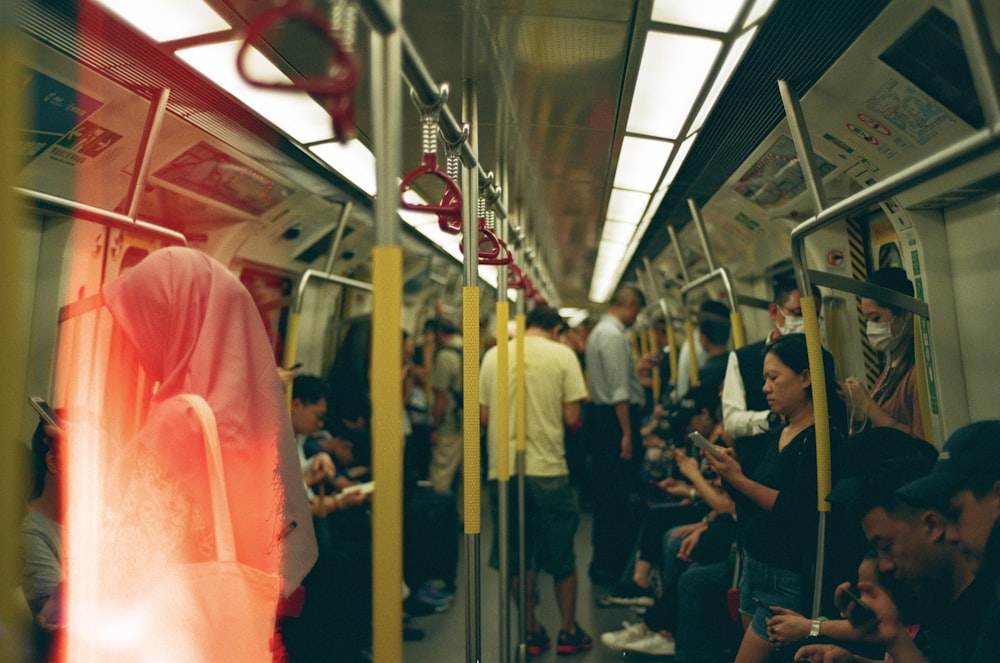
826,427,937,504
897,421,1000,505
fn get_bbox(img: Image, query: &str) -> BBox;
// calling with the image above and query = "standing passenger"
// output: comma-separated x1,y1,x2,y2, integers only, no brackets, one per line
842,267,925,439
481,306,592,654
64,247,316,661
428,318,464,501
585,285,646,583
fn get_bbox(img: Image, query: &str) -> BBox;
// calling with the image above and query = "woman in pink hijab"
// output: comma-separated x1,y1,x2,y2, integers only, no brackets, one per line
62,247,315,661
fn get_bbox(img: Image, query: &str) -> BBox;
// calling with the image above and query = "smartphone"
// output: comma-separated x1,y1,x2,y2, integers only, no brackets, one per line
29,396,61,430
840,584,876,625
752,596,775,616
689,431,724,460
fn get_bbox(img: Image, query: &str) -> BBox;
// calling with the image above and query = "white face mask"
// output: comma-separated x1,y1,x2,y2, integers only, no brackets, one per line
867,318,903,353
778,314,805,336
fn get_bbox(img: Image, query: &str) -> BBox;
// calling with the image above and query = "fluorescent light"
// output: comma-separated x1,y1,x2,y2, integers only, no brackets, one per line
607,189,650,225
310,140,377,196
94,0,230,43
600,220,637,243
614,136,674,193
744,0,779,28
651,0,744,32
689,27,757,134
627,32,722,140
661,132,698,189
177,41,335,144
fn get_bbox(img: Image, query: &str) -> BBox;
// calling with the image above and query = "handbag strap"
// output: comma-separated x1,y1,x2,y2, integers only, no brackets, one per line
178,394,238,561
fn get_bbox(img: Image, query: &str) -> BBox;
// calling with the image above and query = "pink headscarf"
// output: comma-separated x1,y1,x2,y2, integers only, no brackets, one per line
100,247,316,592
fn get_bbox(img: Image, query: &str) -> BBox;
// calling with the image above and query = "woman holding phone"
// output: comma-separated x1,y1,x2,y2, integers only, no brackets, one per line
703,333,843,663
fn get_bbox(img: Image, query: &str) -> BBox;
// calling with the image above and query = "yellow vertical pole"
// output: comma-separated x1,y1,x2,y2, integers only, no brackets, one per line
463,287,481,536
647,328,661,403
730,311,746,349
371,247,403,663
283,311,301,409
0,12,28,662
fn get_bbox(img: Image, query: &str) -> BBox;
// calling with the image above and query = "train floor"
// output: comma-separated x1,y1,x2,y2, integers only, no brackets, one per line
403,494,665,662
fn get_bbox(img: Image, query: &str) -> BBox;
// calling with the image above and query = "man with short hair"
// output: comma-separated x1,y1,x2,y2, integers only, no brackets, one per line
481,305,591,655
673,299,732,400
896,420,1000,663
585,284,646,582
721,276,817,441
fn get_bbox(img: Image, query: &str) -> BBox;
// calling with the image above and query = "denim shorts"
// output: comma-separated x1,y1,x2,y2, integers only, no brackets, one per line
738,549,805,640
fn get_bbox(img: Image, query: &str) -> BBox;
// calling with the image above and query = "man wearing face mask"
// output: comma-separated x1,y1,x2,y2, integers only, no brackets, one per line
842,267,924,440
721,276,820,442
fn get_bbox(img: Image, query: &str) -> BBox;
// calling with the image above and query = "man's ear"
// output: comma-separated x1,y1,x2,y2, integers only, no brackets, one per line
923,510,946,543
767,302,780,321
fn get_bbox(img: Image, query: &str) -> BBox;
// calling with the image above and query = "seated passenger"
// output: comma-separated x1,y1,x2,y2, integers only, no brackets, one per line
704,334,844,663
842,267,925,439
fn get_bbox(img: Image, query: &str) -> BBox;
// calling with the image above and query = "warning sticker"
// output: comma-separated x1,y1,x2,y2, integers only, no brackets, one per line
857,113,891,136
847,124,880,146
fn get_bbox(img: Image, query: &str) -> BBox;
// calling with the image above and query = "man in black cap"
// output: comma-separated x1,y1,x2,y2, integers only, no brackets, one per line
896,420,1000,663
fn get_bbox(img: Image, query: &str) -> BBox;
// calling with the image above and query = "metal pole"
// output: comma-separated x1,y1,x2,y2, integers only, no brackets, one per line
124,88,170,220
687,198,716,272
369,1,404,660
462,71,483,663
323,201,354,274
951,0,1000,127
496,210,511,663
17,187,188,246
778,80,828,213
667,225,689,284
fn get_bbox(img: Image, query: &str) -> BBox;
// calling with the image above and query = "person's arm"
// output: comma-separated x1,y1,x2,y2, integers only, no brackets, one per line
721,351,771,437
673,448,735,514
614,400,632,460
704,448,779,512
563,400,581,429
793,644,879,662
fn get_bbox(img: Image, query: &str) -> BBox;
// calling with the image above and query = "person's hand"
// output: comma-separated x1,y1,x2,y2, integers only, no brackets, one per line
677,526,704,561
793,644,856,662
336,489,370,510
277,365,299,389
304,452,336,486
767,607,809,648
841,378,870,411
672,448,700,479
669,521,706,540
703,445,742,481
36,583,64,632
620,432,632,460
657,477,693,499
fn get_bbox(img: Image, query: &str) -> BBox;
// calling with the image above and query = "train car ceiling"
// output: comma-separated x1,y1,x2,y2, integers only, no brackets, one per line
15,0,1000,312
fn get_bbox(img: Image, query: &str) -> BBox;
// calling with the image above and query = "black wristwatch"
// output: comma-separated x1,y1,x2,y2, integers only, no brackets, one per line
767,412,784,431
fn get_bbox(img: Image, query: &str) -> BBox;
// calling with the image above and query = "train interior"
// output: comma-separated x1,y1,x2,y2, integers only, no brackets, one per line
5,0,1000,660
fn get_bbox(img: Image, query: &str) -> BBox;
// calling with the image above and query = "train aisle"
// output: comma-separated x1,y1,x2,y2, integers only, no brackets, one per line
404,500,649,662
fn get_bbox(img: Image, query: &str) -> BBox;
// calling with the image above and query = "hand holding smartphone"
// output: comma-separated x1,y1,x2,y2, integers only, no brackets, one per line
688,431,724,460
29,396,61,430
839,583,876,626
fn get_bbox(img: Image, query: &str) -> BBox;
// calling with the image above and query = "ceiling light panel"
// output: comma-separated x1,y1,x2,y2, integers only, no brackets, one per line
607,189,650,225
688,27,758,134
744,0,779,28
94,0,230,43
177,41,335,144
310,141,377,196
661,132,698,189
614,136,674,193
626,32,722,140
601,220,638,244
651,0,744,32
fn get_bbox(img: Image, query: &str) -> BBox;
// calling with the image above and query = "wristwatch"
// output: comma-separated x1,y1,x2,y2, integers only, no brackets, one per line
809,618,823,638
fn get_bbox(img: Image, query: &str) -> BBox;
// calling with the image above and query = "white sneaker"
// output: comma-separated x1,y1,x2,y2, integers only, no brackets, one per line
623,631,676,656
600,621,647,650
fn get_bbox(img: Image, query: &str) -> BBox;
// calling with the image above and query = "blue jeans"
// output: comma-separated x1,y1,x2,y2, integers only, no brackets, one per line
675,559,739,663
738,549,805,640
